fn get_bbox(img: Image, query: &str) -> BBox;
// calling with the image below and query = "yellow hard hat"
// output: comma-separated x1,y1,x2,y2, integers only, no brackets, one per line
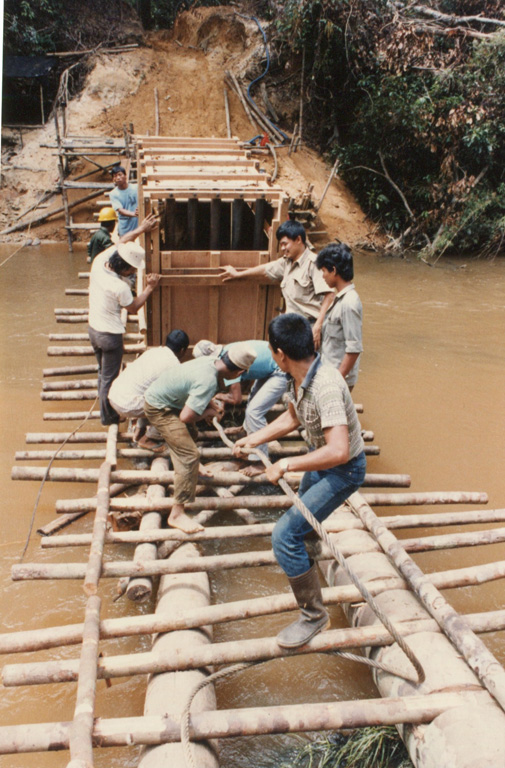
98,207,117,222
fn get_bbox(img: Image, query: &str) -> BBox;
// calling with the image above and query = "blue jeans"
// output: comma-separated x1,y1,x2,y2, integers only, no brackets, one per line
243,370,288,459
272,451,367,577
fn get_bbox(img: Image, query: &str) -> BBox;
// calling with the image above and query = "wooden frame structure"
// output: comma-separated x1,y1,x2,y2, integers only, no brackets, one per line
136,136,289,346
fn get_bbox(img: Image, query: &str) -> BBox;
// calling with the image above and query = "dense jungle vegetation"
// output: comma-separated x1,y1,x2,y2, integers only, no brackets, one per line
4,0,505,256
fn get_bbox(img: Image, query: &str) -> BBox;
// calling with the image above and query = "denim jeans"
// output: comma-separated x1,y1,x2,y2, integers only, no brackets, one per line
272,451,367,578
88,326,123,426
243,370,288,459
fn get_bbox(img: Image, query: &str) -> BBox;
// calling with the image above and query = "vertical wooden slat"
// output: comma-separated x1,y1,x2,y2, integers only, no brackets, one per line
210,198,221,250
188,197,198,250
208,251,220,342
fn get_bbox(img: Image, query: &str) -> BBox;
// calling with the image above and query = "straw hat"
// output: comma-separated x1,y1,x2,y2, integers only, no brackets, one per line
117,242,145,269
193,339,223,358
227,343,257,371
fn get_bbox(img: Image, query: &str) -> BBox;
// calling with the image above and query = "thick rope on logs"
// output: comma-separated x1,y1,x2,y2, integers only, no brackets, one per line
0,690,495,753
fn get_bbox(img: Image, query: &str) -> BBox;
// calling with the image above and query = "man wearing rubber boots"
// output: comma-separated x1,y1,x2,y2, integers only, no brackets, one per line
233,314,366,649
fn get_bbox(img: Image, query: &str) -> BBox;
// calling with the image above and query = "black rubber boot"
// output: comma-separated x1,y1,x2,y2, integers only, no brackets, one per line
276,564,330,649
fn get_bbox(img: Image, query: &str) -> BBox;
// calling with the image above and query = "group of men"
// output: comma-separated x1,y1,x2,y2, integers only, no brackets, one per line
87,173,365,648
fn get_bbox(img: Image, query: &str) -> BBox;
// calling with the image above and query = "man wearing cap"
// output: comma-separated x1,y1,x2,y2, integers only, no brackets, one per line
193,338,288,476
87,208,158,265
144,343,257,534
220,220,333,349
88,241,160,426
109,166,138,236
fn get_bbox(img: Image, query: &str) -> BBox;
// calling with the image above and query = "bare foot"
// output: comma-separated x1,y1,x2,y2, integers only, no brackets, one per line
240,464,266,478
137,436,166,453
168,511,204,534
198,463,213,478
133,420,146,442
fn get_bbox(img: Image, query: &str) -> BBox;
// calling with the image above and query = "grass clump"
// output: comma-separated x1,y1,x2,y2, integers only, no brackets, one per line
280,727,413,768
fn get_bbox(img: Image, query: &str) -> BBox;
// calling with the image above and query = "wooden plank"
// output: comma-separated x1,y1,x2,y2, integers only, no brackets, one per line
145,189,283,202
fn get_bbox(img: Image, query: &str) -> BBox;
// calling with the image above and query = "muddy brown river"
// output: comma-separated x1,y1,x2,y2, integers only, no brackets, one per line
0,243,504,767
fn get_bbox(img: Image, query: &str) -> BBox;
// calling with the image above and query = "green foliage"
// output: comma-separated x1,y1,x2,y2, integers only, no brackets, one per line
278,727,413,768
4,0,65,54
268,0,505,256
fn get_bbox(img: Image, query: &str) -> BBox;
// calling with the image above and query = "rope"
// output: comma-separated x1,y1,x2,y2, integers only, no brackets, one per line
0,222,33,269
212,417,425,686
19,396,98,562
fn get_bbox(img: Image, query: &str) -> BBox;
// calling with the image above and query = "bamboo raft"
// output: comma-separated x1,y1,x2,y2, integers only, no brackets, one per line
4,136,505,768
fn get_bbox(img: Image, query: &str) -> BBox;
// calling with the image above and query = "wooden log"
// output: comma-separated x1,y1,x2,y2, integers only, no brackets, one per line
16,448,155,461
138,543,218,768
84,461,111,596
68,594,101,766
348,492,505,712
2,558,505,655
47,343,145,356
48,333,143,342
42,379,98,391
11,466,410,488
25,432,132,444
126,458,167,603
44,411,101,421
0,690,494,753
43,364,99,377
39,513,505,549
223,87,231,138
14,525,505,583
41,391,98,401
0,189,104,236
53,491,488,515
37,483,136,537
4,610,505,687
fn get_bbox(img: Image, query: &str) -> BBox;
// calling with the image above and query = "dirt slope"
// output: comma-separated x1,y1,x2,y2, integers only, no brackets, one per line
0,7,379,247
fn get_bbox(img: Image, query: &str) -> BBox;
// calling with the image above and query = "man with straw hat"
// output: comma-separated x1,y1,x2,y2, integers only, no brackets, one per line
88,241,160,426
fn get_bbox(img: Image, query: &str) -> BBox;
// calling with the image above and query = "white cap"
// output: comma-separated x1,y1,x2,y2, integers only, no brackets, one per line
193,339,223,358
117,242,145,269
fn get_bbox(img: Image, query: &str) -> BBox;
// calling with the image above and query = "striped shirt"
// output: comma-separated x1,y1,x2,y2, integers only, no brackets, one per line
286,355,364,458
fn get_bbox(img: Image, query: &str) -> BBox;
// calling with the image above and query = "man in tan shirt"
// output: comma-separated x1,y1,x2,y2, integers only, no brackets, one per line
220,220,333,349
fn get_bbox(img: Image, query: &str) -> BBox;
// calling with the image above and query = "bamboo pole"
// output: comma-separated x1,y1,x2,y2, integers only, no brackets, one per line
25,432,132,444
348,492,505,712
12,466,410,488
44,412,101,421
37,483,136,537
13,523,505,583
126,458,167,603
0,690,494,754
47,343,145,356
54,109,74,252
83,425,117,596
2,565,505,655
4,609,505,687
223,87,231,138
67,594,101,767
53,491,488,515
39,511,505,549
43,364,99,377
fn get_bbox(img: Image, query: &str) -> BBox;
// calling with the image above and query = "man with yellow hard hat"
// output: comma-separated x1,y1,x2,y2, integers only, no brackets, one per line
87,207,158,264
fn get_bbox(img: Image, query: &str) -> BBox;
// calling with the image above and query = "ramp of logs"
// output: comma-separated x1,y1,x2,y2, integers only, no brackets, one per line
3,136,505,768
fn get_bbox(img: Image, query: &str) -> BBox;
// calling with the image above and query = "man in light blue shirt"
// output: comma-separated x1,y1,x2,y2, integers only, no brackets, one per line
144,343,257,534
194,338,288,474
109,166,138,236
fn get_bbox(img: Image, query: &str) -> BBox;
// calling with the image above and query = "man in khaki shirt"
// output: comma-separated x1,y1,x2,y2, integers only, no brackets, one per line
220,220,333,349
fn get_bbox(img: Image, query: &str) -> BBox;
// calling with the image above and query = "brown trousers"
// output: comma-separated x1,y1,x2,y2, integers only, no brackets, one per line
144,402,200,505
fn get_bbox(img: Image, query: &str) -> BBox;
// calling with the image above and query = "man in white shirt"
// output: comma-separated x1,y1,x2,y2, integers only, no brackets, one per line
88,241,160,425
108,329,189,440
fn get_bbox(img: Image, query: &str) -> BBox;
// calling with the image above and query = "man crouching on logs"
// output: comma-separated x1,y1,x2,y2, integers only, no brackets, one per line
233,314,366,649
144,343,257,535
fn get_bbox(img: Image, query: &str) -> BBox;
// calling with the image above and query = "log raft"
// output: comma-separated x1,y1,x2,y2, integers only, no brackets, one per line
5,133,505,768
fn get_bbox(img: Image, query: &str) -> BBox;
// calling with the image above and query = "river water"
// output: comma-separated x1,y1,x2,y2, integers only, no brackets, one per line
0,243,504,767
